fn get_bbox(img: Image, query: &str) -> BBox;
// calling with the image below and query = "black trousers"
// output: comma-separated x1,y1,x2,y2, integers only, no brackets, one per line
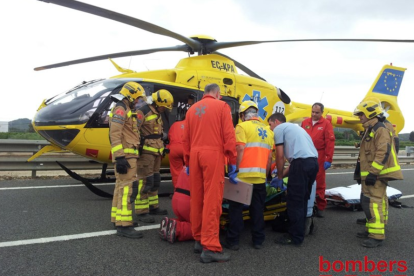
287,157,318,244
226,183,266,246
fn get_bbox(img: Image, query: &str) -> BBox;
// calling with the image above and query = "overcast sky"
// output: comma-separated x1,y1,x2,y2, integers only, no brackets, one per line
1,0,414,132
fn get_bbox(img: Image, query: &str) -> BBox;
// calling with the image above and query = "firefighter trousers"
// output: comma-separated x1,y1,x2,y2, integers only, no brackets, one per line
361,179,388,240
135,153,161,215
111,158,138,227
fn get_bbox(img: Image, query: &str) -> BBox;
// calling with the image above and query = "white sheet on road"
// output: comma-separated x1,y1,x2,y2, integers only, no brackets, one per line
325,184,402,204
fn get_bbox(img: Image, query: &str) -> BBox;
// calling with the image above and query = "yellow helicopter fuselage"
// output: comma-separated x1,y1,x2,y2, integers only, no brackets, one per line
32,55,406,166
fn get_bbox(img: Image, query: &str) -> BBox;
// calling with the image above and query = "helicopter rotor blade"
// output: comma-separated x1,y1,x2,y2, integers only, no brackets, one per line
213,51,266,82
208,38,414,52
34,45,189,71
38,0,201,52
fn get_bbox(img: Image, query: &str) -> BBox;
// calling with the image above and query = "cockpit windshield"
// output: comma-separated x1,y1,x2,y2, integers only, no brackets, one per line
34,79,125,126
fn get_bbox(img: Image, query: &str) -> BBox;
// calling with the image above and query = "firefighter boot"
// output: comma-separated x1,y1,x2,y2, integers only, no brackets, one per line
113,222,138,229
362,238,383,248
149,207,168,215
356,231,369,239
138,213,155,223
200,250,230,263
356,218,366,225
116,226,143,239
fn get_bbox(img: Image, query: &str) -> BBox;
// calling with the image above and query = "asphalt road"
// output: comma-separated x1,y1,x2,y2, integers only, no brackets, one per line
0,166,413,276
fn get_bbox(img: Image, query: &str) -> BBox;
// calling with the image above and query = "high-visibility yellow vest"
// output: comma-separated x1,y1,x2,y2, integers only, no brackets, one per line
236,119,274,183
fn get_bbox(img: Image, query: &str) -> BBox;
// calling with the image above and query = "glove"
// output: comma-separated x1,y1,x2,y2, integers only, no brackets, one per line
365,173,377,186
185,166,189,176
115,156,131,174
228,164,238,184
324,161,331,170
270,178,285,191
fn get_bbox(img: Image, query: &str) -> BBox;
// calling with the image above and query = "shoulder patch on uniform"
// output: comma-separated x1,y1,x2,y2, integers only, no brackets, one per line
115,109,125,116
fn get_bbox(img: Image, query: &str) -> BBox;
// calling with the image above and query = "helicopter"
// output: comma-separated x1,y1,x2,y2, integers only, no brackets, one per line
30,0,410,197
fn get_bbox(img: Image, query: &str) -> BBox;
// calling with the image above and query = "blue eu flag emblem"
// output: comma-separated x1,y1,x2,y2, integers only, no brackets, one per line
373,69,404,96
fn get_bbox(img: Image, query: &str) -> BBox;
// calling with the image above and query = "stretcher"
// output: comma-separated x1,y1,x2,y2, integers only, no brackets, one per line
220,183,287,228
325,184,403,211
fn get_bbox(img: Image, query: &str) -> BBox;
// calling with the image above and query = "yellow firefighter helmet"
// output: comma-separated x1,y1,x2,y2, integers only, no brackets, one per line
119,82,145,102
353,98,383,119
152,89,173,110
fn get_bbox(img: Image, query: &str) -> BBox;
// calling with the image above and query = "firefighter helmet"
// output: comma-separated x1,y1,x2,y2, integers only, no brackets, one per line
119,82,145,103
239,100,258,114
353,98,383,119
152,89,173,110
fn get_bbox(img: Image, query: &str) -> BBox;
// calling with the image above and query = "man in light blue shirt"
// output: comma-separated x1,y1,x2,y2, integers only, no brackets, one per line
268,113,319,246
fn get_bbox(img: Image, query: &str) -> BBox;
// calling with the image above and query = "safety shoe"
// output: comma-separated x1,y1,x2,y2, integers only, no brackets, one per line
138,213,155,223
200,250,230,263
362,238,383,248
116,226,143,239
356,231,369,239
166,219,177,244
159,217,169,241
356,218,367,225
149,207,168,215
194,240,203,253
222,240,240,251
315,209,324,218
275,234,302,247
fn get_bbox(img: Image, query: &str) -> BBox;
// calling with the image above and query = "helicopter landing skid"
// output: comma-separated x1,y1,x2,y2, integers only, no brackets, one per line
56,161,113,198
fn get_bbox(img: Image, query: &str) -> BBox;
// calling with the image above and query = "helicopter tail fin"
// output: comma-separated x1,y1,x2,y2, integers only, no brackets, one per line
360,64,406,133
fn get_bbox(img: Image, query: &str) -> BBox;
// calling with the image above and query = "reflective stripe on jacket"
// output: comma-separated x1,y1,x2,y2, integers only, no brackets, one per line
136,104,164,155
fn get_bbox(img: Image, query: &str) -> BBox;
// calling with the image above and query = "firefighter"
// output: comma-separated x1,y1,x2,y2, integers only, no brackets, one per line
135,89,174,223
224,100,273,250
356,110,399,226
353,99,403,248
183,83,237,263
301,103,335,218
109,82,145,239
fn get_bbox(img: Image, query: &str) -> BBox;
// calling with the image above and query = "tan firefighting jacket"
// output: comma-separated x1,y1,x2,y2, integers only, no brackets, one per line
359,118,403,181
109,99,140,161
136,104,164,155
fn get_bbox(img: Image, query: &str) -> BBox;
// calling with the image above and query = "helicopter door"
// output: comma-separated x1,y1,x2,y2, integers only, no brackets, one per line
221,96,240,127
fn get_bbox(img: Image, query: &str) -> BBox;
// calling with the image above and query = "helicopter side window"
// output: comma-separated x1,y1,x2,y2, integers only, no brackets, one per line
34,80,119,126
